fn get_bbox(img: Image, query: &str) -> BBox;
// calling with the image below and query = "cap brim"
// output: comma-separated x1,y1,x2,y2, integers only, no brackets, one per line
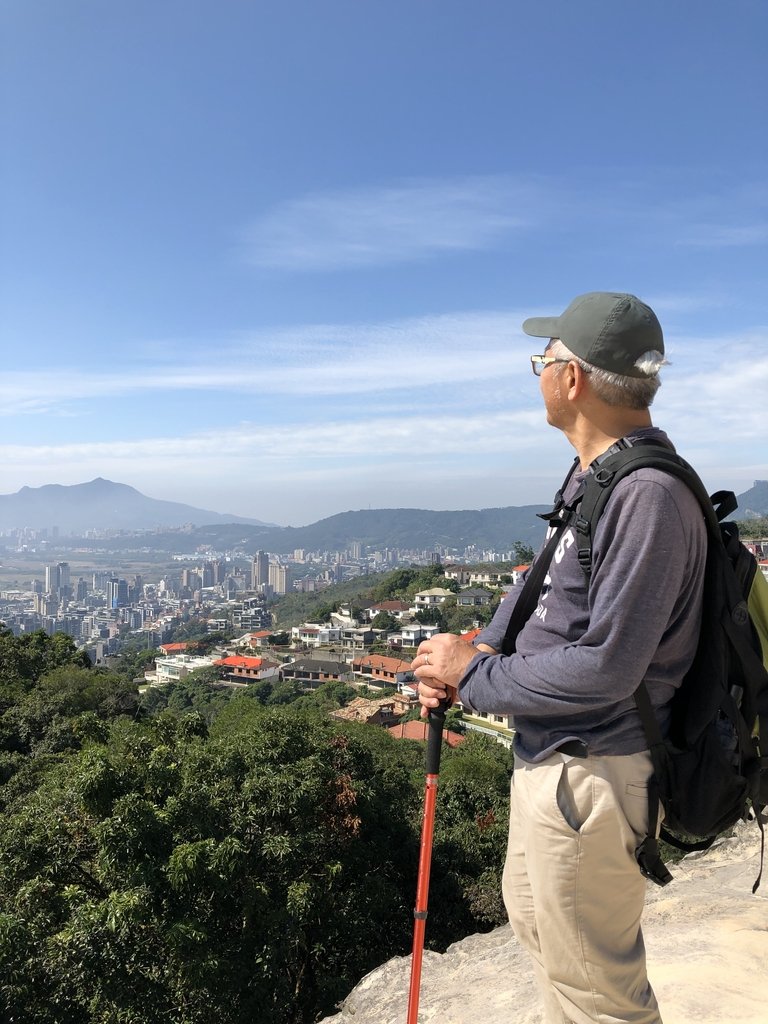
522,315,561,339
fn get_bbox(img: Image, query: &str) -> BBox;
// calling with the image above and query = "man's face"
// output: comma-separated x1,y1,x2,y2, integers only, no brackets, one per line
539,339,570,429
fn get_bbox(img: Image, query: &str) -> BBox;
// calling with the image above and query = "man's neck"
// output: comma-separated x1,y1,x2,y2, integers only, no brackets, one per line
565,410,654,470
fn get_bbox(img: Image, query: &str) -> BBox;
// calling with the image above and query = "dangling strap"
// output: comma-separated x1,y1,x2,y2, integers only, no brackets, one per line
500,459,583,656
633,681,674,886
537,456,580,524
751,811,764,894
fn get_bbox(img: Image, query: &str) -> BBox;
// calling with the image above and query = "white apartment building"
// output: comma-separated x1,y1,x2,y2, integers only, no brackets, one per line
151,654,218,685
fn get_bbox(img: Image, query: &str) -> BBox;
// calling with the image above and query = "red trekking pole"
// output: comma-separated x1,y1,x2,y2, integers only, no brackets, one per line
406,698,450,1024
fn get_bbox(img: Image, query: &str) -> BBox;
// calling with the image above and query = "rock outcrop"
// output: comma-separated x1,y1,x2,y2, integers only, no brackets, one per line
320,823,767,1024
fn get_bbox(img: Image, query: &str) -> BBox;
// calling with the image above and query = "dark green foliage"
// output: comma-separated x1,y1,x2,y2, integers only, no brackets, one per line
269,574,385,630
266,632,290,646
0,711,425,1023
109,640,160,681
737,515,768,539
512,541,536,563
0,628,91,708
370,610,400,631
138,676,233,723
442,602,494,634
444,707,466,734
414,606,447,628
429,733,514,932
304,681,358,709
0,630,513,1023
0,631,140,805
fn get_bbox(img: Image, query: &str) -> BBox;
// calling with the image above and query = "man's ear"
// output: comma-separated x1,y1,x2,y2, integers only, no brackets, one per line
564,360,585,400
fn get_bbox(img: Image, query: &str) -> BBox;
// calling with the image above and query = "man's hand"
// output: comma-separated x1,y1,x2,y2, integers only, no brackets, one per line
410,633,479,719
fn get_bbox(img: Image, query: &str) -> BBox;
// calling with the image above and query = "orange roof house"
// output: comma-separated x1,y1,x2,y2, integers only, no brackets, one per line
159,642,188,655
386,720,465,747
213,655,279,684
352,654,413,684
215,656,264,670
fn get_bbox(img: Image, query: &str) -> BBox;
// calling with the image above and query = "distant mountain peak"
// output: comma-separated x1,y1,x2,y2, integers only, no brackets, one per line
0,479,275,533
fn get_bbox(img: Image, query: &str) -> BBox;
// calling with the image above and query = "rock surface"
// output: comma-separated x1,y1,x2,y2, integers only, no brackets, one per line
320,823,768,1024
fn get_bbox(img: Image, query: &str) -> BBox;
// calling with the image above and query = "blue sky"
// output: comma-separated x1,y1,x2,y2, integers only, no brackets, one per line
1,0,766,527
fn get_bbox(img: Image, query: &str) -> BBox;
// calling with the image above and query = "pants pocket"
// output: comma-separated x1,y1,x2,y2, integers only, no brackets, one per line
555,761,593,833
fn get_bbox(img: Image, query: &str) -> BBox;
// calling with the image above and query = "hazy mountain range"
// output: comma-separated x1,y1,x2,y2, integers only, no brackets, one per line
1,477,766,555
0,478,274,533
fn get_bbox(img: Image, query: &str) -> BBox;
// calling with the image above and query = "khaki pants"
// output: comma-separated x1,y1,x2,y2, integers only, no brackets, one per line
502,751,662,1024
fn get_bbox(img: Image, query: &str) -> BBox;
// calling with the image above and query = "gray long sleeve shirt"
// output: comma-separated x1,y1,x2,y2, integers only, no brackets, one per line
460,429,707,762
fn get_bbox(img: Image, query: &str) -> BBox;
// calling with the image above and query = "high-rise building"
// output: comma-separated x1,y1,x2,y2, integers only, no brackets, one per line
252,550,269,589
106,578,129,609
57,562,71,592
181,568,201,591
44,564,58,594
268,562,287,595
44,562,71,598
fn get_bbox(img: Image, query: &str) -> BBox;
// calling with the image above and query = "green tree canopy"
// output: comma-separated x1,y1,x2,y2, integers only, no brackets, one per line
0,709,425,1023
0,628,91,707
370,610,399,631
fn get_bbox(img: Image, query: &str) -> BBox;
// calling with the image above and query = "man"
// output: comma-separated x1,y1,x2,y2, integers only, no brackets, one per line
413,292,706,1024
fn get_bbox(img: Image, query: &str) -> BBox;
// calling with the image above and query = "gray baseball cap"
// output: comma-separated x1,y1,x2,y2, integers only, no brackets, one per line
522,291,664,378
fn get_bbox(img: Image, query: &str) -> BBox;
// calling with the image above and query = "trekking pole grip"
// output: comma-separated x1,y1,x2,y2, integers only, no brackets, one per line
425,697,450,774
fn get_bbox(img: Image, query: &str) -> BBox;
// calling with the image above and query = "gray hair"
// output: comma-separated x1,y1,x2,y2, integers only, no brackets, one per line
547,339,666,410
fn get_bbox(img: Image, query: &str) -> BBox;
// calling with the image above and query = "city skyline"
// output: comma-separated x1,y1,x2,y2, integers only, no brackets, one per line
2,2,767,527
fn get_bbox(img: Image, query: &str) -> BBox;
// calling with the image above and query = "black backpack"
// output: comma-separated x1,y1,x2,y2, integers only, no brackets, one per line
502,439,768,890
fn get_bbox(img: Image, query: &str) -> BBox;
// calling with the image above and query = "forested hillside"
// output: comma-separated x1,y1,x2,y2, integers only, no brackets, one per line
268,560,520,631
0,628,512,1024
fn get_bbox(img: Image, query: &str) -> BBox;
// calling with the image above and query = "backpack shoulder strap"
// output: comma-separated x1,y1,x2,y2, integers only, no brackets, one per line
499,520,566,656
574,441,724,577
500,458,582,656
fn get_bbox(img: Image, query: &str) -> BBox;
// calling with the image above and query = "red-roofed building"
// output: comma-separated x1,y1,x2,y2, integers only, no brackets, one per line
386,720,465,747
460,627,483,643
237,629,273,649
159,642,188,655
213,655,280,686
352,654,414,688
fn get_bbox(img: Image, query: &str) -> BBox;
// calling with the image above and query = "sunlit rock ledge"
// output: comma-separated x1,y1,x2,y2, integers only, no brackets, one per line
320,821,767,1024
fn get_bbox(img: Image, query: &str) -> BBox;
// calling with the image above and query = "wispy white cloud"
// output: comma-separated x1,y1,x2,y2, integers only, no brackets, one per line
0,311,527,415
2,350,765,522
657,351,768,443
238,171,768,278
242,176,538,271
1,303,766,523
0,408,544,467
